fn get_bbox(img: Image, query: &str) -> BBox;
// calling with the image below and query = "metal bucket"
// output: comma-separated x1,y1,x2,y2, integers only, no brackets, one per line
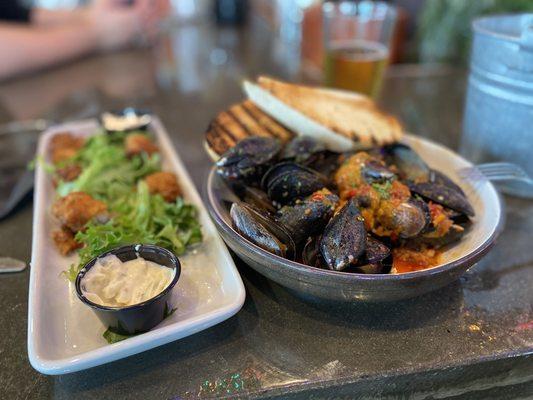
462,14,533,198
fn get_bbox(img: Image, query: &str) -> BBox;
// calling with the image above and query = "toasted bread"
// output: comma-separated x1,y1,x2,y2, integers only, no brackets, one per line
205,100,294,156
247,76,403,148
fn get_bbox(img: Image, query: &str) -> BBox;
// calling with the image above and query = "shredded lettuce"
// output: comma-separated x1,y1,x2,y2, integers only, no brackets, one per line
57,132,160,200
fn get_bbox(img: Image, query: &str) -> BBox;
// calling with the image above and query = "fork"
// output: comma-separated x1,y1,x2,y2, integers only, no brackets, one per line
458,162,533,184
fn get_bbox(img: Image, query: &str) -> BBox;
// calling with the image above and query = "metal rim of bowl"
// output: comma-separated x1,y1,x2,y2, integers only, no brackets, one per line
75,244,181,312
206,166,505,284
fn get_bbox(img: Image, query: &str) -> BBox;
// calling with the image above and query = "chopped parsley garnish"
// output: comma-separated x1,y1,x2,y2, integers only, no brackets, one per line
371,181,393,199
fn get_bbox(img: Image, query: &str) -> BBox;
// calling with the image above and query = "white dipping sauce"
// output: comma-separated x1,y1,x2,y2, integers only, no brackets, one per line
81,254,174,307
101,112,151,131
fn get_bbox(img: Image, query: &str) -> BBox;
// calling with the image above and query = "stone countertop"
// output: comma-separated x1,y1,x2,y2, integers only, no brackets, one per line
0,20,531,400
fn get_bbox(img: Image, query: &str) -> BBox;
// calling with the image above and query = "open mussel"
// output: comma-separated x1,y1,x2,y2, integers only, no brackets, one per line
391,198,431,239
429,169,466,196
277,188,339,245
282,137,341,178
241,186,276,214
409,181,474,217
301,236,325,269
361,160,396,184
385,143,430,182
216,137,281,183
262,162,328,206
282,137,326,165
355,236,391,274
230,202,295,259
320,198,366,271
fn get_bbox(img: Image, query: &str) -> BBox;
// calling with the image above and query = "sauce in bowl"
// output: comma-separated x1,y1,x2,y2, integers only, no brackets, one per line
81,254,175,308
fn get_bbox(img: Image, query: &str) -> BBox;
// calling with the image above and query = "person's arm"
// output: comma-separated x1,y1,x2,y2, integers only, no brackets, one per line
0,0,159,81
0,22,98,80
31,8,86,26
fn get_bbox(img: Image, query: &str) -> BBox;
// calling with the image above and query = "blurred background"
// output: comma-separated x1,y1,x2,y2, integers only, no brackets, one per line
8,0,533,83
1,0,533,204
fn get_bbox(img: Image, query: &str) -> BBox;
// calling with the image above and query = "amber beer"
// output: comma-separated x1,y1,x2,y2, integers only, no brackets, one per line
324,40,389,98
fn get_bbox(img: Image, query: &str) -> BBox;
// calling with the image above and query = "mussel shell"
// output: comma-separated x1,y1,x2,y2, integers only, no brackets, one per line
308,151,343,178
391,198,431,239
361,161,396,184
216,137,281,183
415,220,471,248
347,236,390,274
385,143,430,182
409,181,475,217
277,191,339,245
301,236,326,269
230,202,295,259
320,198,366,271
429,169,466,196
282,137,326,165
364,236,391,264
241,187,276,214
263,162,327,205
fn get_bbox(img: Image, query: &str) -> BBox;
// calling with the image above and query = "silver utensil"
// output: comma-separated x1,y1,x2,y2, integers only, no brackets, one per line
458,162,533,194
0,257,26,273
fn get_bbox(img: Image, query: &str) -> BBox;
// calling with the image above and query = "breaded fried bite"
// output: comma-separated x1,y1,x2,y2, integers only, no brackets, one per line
56,163,82,182
125,133,158,157
52,192,108,232
50,132,84,164
52,227,82,255
145,172,181,202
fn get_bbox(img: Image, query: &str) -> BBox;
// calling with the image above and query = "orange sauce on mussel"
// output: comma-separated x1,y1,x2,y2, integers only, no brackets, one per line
333,151,455,273
335,153,412,238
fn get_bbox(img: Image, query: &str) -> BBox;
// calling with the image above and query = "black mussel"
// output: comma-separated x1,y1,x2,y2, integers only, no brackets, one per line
364,236,391,264
429,169,466,196
282,137,326,165
277,189,339,245
361,160,396,184
262,162,328,206
301,236,326,269
242,187,276,214
308,150,343,178
415,220,471,248
409,181,475,217
352,236,391,274
391,198,431,238
320,198,366,271
385,143,430,182
261,162,301,189
230,202,295,259
217,137,282,183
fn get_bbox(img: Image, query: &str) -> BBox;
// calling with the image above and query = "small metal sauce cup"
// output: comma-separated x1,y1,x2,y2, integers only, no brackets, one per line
75,244,181,335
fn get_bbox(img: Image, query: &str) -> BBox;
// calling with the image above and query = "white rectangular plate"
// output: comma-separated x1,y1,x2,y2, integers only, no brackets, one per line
28,118,245,375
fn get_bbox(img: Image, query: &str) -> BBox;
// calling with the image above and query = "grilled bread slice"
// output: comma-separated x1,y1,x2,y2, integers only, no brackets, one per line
244,76,403,149
205,100,294,156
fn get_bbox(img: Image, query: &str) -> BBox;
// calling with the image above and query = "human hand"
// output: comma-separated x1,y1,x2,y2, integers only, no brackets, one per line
85,0,167,51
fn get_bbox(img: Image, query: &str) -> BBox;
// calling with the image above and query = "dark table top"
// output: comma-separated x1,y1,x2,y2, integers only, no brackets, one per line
0,19,532,400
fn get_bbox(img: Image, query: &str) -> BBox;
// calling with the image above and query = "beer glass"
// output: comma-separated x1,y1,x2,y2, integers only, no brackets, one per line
323,1,396,98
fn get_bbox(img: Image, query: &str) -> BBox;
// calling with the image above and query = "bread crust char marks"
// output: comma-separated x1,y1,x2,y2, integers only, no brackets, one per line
206,100,294,156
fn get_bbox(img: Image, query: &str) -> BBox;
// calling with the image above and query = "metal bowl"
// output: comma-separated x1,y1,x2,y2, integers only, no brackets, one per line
205,135,504,302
